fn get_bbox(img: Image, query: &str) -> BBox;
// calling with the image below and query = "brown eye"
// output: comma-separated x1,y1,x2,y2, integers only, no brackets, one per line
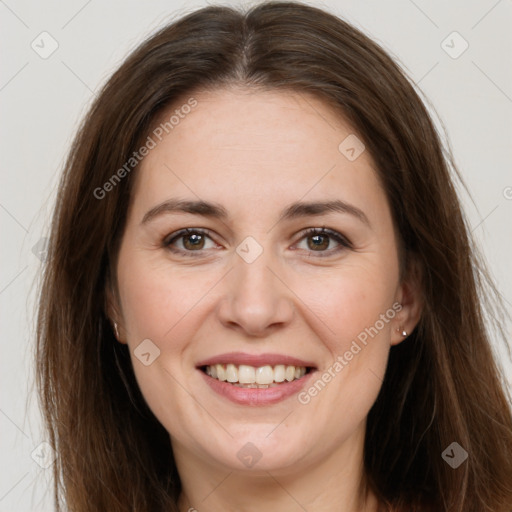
307,233,330,251
164,228,218,255
295,227,352,256
181,232,205,250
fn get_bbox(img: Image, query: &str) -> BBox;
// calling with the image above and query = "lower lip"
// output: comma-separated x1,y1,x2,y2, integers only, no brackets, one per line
199,369,316,406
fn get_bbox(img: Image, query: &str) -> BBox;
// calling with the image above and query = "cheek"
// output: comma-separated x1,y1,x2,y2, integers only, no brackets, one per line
115,255,206,431
298,263,398,349
117,252,205,344
116,250,221,391
291,259,398,414
292,289,389,426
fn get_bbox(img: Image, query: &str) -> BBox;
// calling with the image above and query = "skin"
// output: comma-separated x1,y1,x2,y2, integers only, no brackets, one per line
108,87,422,512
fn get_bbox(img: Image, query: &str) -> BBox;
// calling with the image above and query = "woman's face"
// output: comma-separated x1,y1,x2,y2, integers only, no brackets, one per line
112,87,418,475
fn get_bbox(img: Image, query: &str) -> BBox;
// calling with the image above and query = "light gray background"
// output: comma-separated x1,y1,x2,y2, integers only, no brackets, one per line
1,0,511,510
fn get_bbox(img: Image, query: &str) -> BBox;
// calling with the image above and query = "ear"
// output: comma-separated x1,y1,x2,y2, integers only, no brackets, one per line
105,278,127,344
391,255,423,346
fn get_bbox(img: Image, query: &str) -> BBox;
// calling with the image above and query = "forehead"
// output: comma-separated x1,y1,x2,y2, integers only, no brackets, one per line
130,87,386,224
147,87,360,165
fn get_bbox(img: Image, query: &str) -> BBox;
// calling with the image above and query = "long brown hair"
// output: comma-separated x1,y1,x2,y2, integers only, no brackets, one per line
35,2,512,511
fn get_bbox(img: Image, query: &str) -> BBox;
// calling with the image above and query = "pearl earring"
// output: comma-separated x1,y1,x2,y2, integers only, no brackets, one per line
397,326,407,337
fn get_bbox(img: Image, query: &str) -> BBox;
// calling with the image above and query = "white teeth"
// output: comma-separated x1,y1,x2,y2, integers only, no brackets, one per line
203,363,309,385
238,365,256,384
274,365,285,382
216,364,226,381
226,363,238,383
255,365,273,385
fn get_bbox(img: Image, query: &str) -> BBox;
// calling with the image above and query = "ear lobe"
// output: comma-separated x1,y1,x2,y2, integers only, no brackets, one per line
392,256,423,346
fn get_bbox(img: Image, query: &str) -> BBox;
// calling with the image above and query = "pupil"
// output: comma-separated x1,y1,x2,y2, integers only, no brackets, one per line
308,234,328,251
184,233,203,250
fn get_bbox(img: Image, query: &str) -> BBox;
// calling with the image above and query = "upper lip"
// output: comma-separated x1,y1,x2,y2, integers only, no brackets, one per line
196,352,317,369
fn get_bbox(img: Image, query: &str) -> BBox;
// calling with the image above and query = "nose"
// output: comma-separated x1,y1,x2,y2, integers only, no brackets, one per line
216,247,295,338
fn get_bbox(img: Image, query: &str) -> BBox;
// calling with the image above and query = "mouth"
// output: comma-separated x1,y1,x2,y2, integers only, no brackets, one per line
199,363,314,388
195,352,317,405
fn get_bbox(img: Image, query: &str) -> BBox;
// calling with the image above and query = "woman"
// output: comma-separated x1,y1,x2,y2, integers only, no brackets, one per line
35,2,512,511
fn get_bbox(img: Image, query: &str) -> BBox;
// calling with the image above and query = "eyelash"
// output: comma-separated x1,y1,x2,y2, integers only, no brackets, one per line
163,227,352,258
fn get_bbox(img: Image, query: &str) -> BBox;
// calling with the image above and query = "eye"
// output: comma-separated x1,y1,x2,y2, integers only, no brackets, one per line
293,227,352,257
164,228,218,255
163,226,352,258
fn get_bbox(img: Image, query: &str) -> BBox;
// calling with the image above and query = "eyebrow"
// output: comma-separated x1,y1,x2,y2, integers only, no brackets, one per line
141,198,371,227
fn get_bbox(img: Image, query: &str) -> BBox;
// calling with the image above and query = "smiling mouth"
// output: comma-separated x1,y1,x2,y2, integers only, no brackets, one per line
200,364,314,388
